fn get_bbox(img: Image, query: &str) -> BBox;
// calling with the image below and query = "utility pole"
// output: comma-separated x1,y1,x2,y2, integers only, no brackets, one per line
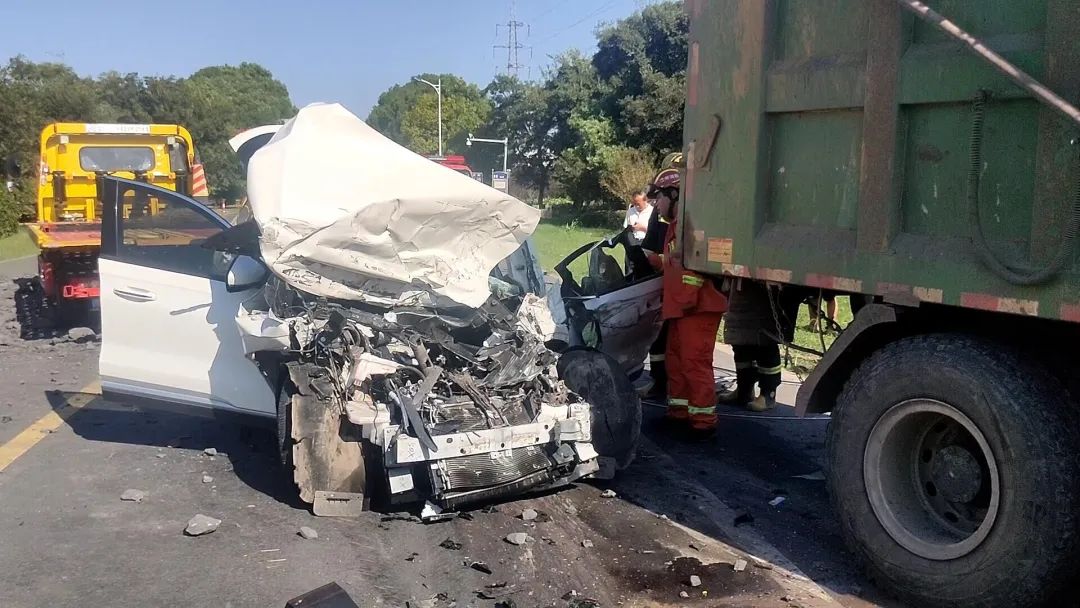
494,1,531,77
412,76,443,157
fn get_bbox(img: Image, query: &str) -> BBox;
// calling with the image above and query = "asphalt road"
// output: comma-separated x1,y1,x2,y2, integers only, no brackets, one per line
0,255,903,608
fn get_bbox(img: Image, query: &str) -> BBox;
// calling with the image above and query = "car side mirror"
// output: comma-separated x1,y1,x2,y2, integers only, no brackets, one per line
226,254,268,292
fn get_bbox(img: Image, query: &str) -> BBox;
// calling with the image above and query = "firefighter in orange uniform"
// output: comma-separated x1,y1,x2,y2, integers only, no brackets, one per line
647,165,728,434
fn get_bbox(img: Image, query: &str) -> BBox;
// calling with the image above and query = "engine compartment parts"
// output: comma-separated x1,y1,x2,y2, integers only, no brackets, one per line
271,277,640,518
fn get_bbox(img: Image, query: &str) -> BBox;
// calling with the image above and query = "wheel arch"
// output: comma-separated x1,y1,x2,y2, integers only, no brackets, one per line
798,302,1080,414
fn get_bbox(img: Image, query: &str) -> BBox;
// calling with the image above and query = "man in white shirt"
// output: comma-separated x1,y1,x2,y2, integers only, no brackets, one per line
624,190,654,244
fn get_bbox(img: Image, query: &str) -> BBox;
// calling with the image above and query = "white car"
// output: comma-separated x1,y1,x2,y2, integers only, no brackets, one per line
97,104,643,518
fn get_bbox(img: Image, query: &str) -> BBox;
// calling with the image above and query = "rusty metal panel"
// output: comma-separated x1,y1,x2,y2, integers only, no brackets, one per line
683,0,1080,321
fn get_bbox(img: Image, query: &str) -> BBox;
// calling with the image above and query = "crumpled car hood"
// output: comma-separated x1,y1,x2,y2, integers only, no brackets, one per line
247,102,540,308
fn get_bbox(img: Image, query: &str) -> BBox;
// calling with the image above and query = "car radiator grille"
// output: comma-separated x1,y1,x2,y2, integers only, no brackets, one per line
440,445,552,491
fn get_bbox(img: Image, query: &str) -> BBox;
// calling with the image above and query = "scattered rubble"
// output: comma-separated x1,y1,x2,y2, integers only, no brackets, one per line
600,489,617,498
733,559,748,572
520,508,538,521
768,496,786,507
581,539,594,548
202,474,213,484
689,575,702,587
203,447,218,457
504,532,529,546
184,514,221,536
120,489,146,503
439,538,463,551
404,553,419,562
469,561,492,575
299,526,318,540
66,327,96,343
679,591,690,599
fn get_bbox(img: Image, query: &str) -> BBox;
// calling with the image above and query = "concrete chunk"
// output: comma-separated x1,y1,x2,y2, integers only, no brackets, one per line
203,447,218,456
202,474,213,484
734,559,748,572
184,514,221,536
520,508,538,521
120,489,146,503
689,575,702,588
505,532,530,546
299,526,318,540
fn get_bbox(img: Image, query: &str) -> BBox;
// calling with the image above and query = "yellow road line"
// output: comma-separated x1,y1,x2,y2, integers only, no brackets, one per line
0,381,100,472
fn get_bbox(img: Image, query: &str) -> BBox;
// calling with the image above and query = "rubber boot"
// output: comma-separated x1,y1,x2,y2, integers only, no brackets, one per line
747,391,777,412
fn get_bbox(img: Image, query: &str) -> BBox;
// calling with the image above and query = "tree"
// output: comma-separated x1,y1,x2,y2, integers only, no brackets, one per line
400,91,490,156
600,146,655,204
592,1,688,153
184,63,295,199
368,74,489,154
483,75,558,206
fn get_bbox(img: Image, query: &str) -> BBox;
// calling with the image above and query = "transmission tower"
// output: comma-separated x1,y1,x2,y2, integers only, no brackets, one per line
494,1,531,77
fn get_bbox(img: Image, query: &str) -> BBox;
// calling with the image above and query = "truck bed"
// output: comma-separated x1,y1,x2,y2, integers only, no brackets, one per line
27,222,102,251
681,0,1080,321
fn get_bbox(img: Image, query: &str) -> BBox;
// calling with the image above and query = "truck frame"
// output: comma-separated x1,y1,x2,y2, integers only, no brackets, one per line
681,1,1080,606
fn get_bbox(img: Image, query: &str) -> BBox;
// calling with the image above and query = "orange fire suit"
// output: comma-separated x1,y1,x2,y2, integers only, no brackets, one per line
659,220,727,431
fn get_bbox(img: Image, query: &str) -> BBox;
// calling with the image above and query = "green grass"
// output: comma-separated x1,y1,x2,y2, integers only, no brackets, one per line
0,228,36,262
531,221,615,277
785,296,855,376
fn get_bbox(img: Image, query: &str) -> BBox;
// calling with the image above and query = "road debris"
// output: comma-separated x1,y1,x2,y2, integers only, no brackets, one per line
600,489,617,498
504,532,530,546
298,526,318,540
752,558,774,570
734,559,748,572
679,591,690,598
581,539,594,548
689,575,702,587
792,471,826,481
203,447,218,457
768,496,786,507
477,584,517,600
184,514,221,536
202,474,213,484
155,453,165,459
469,561,492,574
120,489,146,503
405,552,419,562
439,538,463,550
657,513,669,520
66,327,96,343
520,508,538,521
689,542,701,551
541,537,556,545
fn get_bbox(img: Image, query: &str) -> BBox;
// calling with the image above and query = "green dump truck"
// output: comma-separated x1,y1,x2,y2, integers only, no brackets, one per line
683,1,1080,606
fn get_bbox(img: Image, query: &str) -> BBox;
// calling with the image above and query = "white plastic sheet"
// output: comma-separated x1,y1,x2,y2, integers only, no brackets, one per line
247,103,540,308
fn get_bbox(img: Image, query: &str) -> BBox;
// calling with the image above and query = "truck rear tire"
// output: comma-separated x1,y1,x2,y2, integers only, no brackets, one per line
828,334,1080,608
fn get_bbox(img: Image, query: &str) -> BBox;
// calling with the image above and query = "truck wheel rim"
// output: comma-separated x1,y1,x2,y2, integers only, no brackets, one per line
863,399,1000,561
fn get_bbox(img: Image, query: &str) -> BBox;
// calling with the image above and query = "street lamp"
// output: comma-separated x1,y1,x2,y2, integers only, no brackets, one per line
465,133,509,172
413,76,443,157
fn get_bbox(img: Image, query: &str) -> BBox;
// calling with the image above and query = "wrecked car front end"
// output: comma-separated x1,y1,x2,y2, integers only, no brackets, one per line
236,104,639,517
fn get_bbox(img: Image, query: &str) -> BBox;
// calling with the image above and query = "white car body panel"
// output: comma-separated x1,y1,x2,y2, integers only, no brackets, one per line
99,257,275,417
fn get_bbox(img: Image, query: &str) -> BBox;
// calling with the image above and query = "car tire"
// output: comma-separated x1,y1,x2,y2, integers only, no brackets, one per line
557,348,642,470
828,334,1080,608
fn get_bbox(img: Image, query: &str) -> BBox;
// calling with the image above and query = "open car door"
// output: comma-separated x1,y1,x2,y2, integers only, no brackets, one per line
555,229,664,377
97,176,275,418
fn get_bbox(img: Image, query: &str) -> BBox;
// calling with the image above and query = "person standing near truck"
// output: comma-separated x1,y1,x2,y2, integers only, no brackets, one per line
721,281,802,411
623,190,653,245
647,165,728,434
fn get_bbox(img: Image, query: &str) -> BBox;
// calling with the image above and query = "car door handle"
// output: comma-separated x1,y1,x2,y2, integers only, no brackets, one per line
113,287,156,302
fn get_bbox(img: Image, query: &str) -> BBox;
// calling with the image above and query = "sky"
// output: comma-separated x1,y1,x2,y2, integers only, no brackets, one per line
0,0,653,118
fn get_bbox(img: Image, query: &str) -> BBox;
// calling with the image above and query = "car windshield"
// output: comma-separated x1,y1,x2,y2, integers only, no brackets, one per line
79,146,155,172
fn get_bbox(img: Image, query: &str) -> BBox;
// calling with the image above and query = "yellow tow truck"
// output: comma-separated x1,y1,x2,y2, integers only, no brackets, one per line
27,122,207,325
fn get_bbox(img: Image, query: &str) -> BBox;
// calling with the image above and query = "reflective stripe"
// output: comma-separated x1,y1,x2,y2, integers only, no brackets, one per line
757,365,783,375
682,275,705,287
687,405,716,415
649,354,666,362
667,398,689,406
